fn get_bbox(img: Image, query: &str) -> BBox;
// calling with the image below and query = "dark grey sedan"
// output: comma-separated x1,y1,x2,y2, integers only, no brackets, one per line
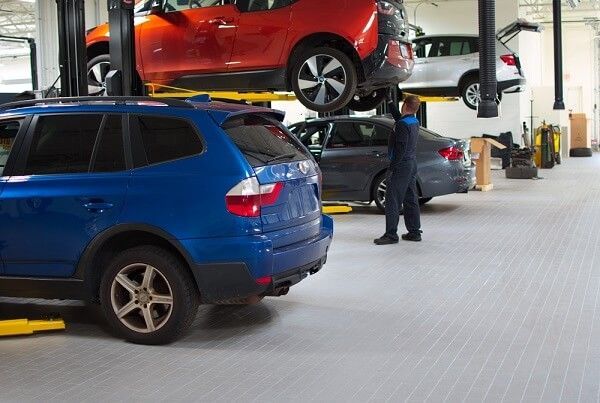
289,116,475,212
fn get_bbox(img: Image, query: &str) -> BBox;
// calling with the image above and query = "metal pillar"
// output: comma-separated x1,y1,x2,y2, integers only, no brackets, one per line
477,0,498,118
56,0,88,97
552,0,565,110
28,39,38,91
106,0,137,96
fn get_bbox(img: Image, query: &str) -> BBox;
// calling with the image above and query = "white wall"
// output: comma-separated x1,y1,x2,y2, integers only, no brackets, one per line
517,15,598,146
0,51,33,93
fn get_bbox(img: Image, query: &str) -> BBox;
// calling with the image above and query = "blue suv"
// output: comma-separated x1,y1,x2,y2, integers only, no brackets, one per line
0,97,333,344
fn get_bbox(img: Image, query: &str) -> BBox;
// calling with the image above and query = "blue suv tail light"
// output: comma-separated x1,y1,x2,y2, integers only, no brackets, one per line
225,177,284,217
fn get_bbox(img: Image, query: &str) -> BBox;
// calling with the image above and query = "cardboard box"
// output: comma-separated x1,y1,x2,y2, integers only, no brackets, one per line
570,113,589,149
471,137,507,191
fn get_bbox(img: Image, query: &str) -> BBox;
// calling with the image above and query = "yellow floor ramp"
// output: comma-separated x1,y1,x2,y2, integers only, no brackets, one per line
322,204,353,214
0,319,65,337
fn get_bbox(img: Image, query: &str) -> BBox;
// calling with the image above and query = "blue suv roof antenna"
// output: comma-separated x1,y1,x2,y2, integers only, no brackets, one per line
187,94,212,103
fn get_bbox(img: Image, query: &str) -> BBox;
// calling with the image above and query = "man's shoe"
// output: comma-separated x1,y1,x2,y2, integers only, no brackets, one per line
374,235,399,245
401,232,422,242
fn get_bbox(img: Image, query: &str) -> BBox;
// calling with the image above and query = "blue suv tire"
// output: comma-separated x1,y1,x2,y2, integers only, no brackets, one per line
99,246,199,345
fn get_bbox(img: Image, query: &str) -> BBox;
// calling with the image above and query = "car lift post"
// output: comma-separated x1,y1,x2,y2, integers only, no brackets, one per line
552,0,565,110
105,0,137,96
56,0,88,97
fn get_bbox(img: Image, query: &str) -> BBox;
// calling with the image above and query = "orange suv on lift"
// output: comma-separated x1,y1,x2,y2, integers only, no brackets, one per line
86,0,414,112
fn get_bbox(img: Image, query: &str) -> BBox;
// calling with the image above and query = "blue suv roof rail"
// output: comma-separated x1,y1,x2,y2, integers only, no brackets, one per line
0,96,196,111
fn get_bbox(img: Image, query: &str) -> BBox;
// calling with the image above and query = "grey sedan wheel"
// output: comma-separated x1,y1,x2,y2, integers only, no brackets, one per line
372,174,426,213
373,174,388,213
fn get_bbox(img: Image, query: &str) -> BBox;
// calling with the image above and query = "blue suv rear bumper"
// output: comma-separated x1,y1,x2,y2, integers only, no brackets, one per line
183,215,333,303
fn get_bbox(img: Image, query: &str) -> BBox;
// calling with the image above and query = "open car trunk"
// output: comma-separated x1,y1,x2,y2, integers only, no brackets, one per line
496,19,543,76
496,19,543,46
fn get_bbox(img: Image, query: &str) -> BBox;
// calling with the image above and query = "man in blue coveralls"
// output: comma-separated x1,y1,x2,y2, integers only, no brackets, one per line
374,94,423,245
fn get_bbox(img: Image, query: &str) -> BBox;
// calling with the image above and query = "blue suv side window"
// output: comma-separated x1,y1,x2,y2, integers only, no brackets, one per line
20,114,126,175
0,119,21,176
92,115,126,173
23,115,102,175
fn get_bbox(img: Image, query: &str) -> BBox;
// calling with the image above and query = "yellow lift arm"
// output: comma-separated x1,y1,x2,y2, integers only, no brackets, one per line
146,83,297,103
146,83,457,104
0,319,65,337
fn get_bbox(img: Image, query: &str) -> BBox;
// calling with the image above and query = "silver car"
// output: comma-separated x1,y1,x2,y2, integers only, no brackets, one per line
401,20,542,110
289,116,475,212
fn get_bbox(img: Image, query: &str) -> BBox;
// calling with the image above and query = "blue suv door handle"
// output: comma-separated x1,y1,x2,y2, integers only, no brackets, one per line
82,201,114,213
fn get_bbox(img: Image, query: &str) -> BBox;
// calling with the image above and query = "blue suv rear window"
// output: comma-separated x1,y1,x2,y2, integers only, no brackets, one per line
223,115,310,167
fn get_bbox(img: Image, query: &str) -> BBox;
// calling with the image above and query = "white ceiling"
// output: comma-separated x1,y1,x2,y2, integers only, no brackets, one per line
0,0,35,37
405,0,600,23
520,0,600,23
0,0,35,54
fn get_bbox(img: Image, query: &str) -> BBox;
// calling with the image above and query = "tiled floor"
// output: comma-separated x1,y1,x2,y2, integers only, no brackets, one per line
2,155,600,402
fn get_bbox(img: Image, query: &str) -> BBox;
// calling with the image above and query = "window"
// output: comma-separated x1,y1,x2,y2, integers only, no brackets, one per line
136,115,203,166
24,115,103,175
449,40,463,56
420,128,442,140
298,124,329,148
235,0,292,12
327,122,372,148
371,125,391,147
164,0,228,12
92,115,125,173
223,115,310,167
134,0,153,14
430,37,477,57
0,120,21,176
414,40,433,59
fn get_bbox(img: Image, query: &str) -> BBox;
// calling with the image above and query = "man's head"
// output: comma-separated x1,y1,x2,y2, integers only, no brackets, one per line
401,95,421,116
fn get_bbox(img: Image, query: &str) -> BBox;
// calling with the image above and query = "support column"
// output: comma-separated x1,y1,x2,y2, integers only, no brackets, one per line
552,0,565,110
106,0,137,96
478,0,499,118
57,0,88,97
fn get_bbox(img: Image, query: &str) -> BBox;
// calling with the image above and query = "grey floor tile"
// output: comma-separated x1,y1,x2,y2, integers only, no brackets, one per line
2,155,600,402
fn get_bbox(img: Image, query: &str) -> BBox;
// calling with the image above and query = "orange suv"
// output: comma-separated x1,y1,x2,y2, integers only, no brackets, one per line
86,0,414,112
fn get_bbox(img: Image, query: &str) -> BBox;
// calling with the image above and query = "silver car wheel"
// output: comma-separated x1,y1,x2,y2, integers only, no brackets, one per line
465,83,481,108
377,179,387,207
110,263,174,334
297,54,347,106
87,60,110,96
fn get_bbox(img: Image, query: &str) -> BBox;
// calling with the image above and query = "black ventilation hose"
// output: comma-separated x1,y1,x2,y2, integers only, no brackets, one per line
478,0,499,118
552,0,565,110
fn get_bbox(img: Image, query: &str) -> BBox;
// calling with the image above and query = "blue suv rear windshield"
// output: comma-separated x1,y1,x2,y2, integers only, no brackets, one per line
223,115,311,167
